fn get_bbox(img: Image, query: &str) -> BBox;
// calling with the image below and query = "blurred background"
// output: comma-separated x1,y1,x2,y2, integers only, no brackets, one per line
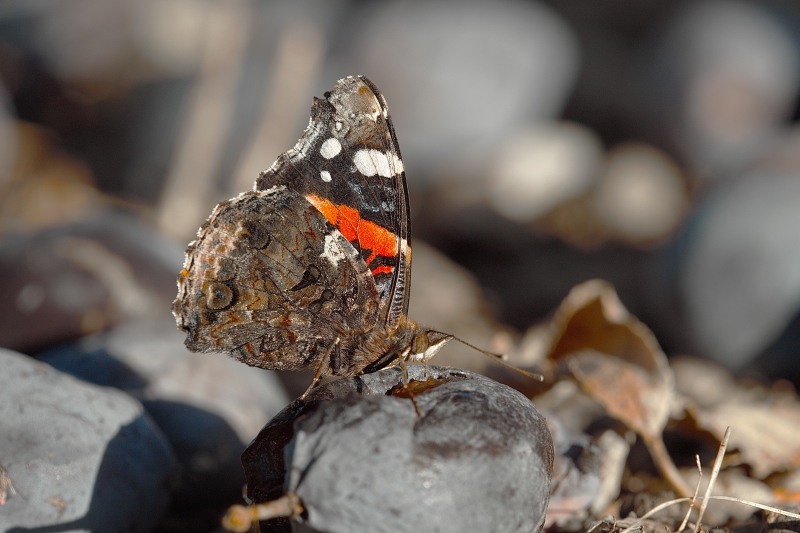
2,0,800,530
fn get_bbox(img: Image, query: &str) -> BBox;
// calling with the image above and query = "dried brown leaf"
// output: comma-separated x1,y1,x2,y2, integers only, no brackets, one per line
546,280,675,444
674,358,800,479
568,351,670,442
539,280,689,495
696,402,800,479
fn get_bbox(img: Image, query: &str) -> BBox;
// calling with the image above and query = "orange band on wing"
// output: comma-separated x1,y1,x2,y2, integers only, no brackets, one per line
371,265,394,275
305,194,399,268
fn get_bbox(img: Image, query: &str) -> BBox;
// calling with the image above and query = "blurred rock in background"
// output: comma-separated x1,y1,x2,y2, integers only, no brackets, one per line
653,0,800,181
327,0,581,187
679,128,800,373
487,121,603,224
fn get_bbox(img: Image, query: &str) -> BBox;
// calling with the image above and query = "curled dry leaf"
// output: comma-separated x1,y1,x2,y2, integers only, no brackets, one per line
699,403,800,480
674,357,800,480
534,279,689,496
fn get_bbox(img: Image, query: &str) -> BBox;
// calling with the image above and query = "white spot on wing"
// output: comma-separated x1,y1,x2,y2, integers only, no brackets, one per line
320,138,342,159
380,94,390,118
391,152,404,174
320,170,332,182
353,149,398,178
320,234,347,266
353,150,376,176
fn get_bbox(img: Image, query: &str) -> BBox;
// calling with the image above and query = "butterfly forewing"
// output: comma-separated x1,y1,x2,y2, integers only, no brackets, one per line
255,76,411,328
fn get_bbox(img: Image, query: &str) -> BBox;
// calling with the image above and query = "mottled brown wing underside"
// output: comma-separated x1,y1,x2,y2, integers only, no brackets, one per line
173,186,380,371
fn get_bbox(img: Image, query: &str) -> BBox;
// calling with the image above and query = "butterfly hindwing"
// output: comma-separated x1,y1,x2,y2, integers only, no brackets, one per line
173,186,380,371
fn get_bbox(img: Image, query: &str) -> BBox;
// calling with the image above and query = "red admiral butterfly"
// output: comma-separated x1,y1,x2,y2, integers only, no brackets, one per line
173,76,455,396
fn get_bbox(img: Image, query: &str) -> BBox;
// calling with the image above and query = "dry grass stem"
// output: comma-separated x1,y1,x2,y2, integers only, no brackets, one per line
620,493,800,533
621,497,694,533
704,496,800,519
587,517,613,533
693,426,730,533
156,1,254,240
677,455,703,533
230,20,326,194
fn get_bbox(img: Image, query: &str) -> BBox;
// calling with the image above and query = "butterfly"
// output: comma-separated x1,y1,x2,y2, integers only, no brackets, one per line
173,76,456,396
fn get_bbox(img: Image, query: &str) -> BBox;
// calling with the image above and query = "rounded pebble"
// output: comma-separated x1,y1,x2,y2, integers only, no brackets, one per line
0,347,176,532
242,366,553,533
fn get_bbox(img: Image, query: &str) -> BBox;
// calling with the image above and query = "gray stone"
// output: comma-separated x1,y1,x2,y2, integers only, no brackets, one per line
243,366,553,533
0,347,176,532
37,316,289,508
0,209,184,354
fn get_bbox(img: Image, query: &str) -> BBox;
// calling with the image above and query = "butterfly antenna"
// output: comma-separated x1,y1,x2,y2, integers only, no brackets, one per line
438,333,544,382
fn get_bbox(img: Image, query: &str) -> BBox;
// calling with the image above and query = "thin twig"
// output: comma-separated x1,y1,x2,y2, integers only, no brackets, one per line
694,426,730,533
222,493,303,532
156,0,254,241
230,19,326,194
586,515,614,533
677,455,703,533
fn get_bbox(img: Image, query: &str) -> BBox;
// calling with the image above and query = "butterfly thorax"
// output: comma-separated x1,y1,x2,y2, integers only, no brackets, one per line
328,317,453,377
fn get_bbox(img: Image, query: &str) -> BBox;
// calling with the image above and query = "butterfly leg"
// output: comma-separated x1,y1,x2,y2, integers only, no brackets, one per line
394,347,422,417
396,346,412,385
299,338,339,400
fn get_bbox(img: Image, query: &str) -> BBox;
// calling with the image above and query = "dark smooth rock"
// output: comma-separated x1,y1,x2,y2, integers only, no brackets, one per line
243,366,553,533
36,318,289,511
0,348,176,532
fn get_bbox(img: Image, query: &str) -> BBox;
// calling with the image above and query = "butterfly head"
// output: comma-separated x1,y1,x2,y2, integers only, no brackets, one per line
406,328,454,363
